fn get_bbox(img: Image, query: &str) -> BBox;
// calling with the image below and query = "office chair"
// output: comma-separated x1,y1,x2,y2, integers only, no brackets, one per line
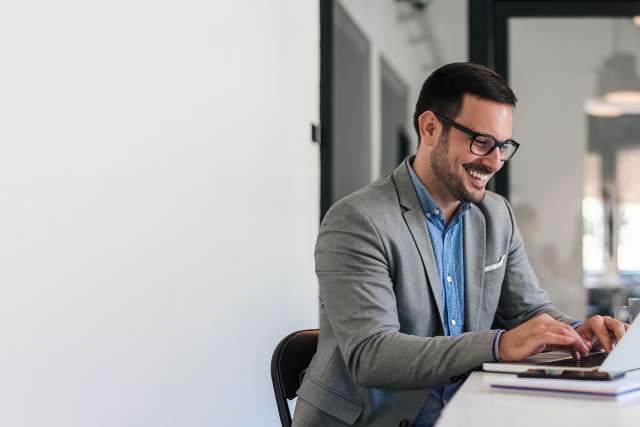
271,329,319,427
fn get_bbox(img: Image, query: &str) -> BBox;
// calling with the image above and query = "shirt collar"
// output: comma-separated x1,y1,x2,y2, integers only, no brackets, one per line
406,156,471,221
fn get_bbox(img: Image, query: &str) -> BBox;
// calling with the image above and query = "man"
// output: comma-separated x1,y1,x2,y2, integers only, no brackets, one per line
293,63,628,427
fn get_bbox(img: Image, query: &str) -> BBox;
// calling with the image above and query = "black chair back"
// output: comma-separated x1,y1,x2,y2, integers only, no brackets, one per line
271,329,319,427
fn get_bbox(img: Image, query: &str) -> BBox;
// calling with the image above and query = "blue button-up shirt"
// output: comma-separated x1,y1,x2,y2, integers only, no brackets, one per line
407,158,470,426
404,158,580,425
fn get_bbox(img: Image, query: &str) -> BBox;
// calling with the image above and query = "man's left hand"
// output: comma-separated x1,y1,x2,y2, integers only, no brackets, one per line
575,315,630,353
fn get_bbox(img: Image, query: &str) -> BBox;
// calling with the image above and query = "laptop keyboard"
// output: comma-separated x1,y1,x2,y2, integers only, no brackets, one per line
539,351,608,368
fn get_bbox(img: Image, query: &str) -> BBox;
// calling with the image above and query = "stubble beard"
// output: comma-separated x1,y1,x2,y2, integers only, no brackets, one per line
430,133,485,204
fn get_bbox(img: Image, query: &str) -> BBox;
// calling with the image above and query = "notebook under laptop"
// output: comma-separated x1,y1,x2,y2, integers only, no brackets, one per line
483,314,640,374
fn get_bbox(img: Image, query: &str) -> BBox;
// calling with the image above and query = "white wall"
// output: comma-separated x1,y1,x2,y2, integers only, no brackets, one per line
338,0,468,178
0,2,319,426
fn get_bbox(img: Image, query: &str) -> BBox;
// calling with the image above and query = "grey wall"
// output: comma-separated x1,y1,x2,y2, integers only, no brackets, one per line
338,0,468,179
333,1,372,201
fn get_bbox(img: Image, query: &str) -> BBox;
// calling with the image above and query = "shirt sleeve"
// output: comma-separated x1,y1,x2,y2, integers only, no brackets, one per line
492,329,506,362
570,320,583,329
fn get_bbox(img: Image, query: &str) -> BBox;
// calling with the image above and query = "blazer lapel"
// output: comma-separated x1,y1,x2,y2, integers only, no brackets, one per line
404,208,445,329
464,205,486,332
393,160,445,330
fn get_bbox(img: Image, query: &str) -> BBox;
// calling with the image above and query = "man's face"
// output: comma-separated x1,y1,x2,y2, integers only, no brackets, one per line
430,94,513,203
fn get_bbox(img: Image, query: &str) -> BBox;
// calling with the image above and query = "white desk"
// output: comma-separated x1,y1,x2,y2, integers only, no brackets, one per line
436,372,640,427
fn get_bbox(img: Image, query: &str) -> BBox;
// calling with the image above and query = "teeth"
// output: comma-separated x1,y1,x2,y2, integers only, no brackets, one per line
467,168,489,181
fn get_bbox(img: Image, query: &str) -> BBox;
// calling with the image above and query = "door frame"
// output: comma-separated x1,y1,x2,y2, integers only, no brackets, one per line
320,0,334,220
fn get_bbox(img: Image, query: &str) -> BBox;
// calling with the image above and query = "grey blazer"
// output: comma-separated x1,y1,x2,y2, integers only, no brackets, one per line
293,160,576,427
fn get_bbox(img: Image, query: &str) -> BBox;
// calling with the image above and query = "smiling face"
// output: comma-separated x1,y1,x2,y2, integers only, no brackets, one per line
419,94,513,205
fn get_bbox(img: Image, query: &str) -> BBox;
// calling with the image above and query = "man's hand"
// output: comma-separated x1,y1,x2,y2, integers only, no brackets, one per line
575,315,629,353
498,313,591,362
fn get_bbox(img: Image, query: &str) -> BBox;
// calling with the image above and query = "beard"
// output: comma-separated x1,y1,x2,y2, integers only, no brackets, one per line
430,132,487,204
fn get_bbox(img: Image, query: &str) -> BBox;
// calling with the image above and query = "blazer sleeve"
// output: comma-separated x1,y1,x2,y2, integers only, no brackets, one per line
494,197,578,329
315,200,499,390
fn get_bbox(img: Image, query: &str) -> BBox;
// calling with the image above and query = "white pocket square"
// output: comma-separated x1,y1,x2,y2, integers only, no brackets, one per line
483,254,506,272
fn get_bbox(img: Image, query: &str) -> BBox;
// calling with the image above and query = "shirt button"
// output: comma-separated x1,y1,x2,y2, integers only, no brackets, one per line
434,209,440,215
451,319,457,326
446,275,452,283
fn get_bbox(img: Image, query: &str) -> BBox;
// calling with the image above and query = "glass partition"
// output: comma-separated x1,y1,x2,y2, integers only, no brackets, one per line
509,17,640,317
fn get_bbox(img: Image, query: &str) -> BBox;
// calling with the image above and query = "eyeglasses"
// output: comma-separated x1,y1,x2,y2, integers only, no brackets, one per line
433,112,520,161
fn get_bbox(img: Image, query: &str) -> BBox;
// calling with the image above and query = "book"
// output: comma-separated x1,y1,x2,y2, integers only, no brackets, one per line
487,370,640,401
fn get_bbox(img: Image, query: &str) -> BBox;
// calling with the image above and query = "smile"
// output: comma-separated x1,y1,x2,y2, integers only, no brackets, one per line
465,167,490,182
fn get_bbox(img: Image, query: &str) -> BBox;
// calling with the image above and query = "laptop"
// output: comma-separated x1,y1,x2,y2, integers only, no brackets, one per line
483,314,640,374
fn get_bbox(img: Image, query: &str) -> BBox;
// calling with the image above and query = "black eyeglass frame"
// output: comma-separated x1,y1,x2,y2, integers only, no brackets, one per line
433,112,520,161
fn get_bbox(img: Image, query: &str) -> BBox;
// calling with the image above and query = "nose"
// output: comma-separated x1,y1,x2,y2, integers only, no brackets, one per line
481,147,503,172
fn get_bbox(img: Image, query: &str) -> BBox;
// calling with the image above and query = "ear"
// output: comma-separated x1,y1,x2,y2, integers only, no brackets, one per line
418,110,439,146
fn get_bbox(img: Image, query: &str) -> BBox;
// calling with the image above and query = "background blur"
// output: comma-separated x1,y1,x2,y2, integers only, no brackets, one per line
1,1,640,426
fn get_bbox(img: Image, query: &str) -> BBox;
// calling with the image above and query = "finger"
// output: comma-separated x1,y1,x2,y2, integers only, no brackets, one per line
552,327,590,355
573,321,590,338
603,316,626,345
545,341,586,359
590,316,613,352
552,319,588,341
542,331,588,354
548,345,582,359
553,325,590,351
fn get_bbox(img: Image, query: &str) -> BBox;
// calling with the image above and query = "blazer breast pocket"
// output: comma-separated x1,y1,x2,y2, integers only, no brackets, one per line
483,254,506,273
483,254,507,286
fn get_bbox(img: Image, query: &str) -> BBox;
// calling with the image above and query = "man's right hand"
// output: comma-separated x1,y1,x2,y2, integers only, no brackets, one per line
498,313,591,362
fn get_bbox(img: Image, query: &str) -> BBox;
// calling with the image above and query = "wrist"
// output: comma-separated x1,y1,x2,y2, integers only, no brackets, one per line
497,329,518,362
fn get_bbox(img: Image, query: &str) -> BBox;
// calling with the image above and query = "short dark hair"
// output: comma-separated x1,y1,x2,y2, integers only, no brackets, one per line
412,62,517,142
